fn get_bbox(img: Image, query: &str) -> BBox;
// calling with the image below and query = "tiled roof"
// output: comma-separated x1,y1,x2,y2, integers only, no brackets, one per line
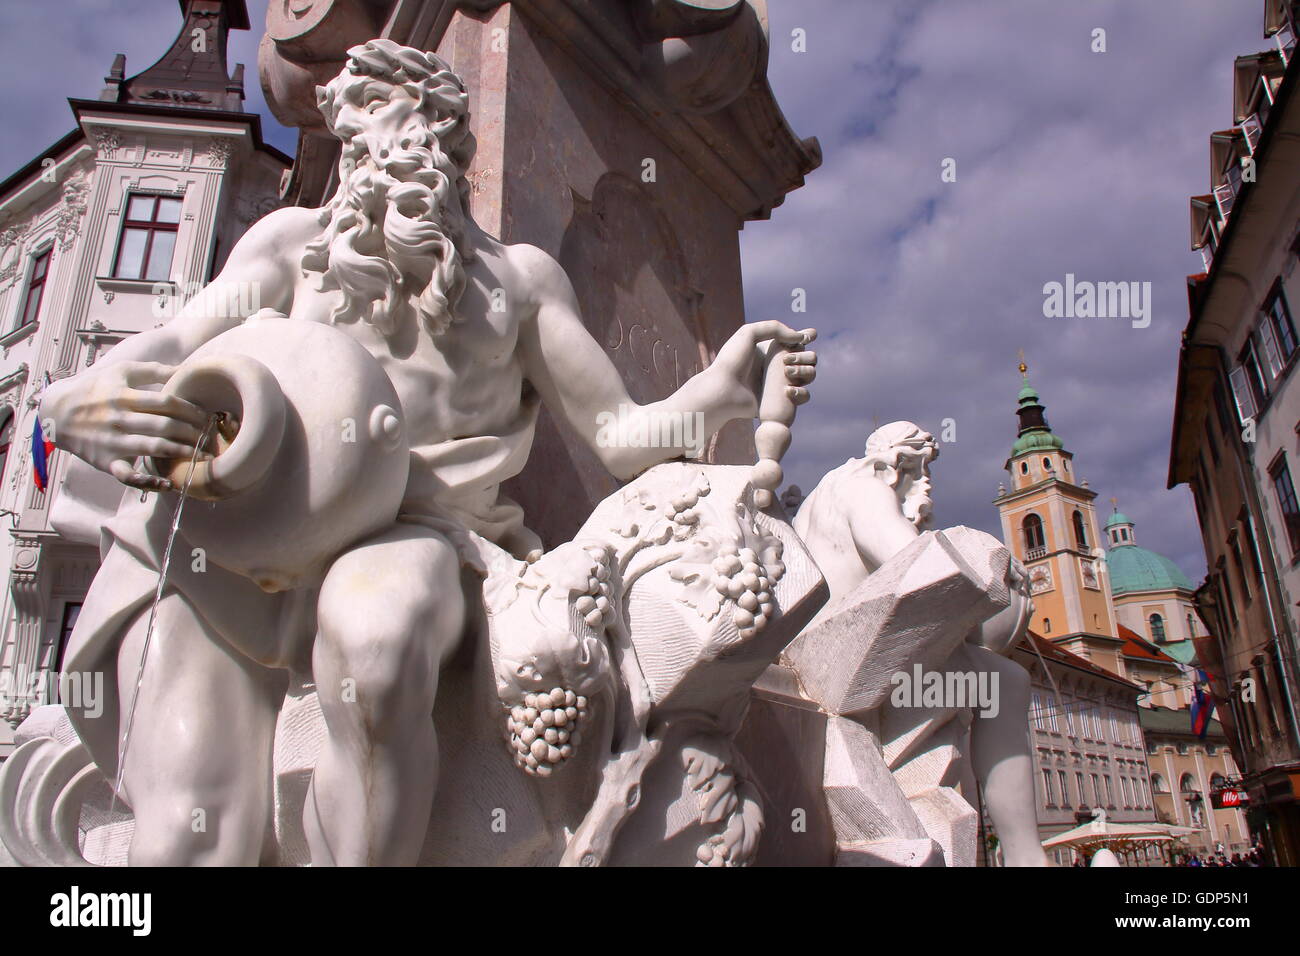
1118,625,1180,664
1019,631,1142,691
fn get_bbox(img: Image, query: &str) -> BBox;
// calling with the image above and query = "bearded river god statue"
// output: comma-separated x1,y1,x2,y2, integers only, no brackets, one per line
0,42,1026,868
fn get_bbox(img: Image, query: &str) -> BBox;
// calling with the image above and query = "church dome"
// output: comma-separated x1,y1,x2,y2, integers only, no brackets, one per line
1107,543,1194,595
1104,510,1132,529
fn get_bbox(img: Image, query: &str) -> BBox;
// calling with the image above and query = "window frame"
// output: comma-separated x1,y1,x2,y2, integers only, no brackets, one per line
111,192,182,282
16,245,52,331
1023,513,1046,553
1268,452,1300,558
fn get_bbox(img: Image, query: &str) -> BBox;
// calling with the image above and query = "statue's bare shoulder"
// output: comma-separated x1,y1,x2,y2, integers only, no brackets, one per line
230,205,326,275
492,239,580,314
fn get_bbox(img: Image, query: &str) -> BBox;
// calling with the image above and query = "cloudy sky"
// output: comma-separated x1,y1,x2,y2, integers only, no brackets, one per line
0,0,1268,580
744,0,1266,581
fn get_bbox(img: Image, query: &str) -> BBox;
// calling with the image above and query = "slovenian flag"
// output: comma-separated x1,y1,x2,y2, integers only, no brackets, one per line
31,416,54,491
1191,669,1213,738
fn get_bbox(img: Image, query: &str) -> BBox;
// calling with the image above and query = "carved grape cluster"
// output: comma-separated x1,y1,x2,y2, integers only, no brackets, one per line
574,545,614,630
506,687,589,776
696,834,737,867
664,475,710,538
711,546,777,639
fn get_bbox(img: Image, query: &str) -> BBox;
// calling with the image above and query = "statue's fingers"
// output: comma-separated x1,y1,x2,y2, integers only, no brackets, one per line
122,390,210,431
783,350,818,366
109,459,173,491
784,364,816,385
125,436,208,462
116,412,205,446
786,386,811,406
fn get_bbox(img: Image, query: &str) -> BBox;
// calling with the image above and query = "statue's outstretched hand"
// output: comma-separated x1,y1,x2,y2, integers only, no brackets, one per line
40,361,211,490
709,320,817,421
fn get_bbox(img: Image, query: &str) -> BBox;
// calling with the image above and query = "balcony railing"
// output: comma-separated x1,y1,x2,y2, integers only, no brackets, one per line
1026,547,1047,561
1242,113,1263,153
1278,23,1296,65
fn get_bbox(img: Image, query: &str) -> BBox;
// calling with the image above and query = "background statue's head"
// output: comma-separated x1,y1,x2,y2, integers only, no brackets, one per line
862,421,938,527
303,40,479,338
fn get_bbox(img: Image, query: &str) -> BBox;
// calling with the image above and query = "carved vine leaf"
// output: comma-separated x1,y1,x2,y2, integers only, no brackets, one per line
682,736,764,867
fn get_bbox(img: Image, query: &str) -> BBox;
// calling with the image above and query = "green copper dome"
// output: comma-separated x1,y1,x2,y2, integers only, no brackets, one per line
1106,544,1194,595
1009,368,1066,460
1010,430,1064,456
1104,511,1132,529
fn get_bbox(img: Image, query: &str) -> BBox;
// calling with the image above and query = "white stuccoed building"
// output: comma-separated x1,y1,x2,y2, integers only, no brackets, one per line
0,0,288,755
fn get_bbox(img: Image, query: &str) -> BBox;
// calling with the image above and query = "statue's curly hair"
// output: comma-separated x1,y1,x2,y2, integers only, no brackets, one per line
315,39,477,197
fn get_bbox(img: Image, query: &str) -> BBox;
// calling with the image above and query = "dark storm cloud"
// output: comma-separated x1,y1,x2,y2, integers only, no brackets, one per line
746,0,1266,580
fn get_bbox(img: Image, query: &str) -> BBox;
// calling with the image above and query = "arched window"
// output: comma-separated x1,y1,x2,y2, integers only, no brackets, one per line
1179,773,1197,792
0,408,12,482
1149,613,1166,643
1023,513,1045,553
1020,461,1029,475
1210,773,1227,790
1043,617,1052,634
1072,510,1088,549
1151,773,1168,794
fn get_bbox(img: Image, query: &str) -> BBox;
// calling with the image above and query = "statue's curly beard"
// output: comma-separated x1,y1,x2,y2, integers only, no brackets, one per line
901,477,933,528
301,133,471,338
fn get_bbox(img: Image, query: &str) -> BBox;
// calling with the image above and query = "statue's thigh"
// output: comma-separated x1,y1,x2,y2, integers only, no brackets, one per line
315,524,465,692
117,591,282,803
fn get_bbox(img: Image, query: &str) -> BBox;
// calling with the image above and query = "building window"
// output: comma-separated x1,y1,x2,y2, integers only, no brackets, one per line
1231,338,1268,421
1076,771,1086,807
1264,284,1298,363
17,246,51,329
1072,510,1088,550
1186,612,1196,638
1044,617,1052,634
1090,772,1102,805
1151,772,1167,794
1031,693,1044,731
1149,613,1166,643
1042,768,1055,806
1058,769,1069,806
1023,513,1045,554
53,602,82,687
1020,461,1029,475
0,408,12,481
112,194,181,281
1269,455,1300,557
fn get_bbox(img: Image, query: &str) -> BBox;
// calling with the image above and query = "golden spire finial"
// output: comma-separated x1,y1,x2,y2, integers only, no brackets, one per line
1017,349,1027,376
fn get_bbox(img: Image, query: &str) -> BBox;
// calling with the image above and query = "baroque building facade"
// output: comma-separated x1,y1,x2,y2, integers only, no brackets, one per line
0,0,288,755
996,370,1247,861
1168,0,1300,866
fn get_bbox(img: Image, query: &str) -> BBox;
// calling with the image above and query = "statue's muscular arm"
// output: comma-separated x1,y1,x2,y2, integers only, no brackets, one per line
511,243,814,481
847,477,920,572
41,207,317,488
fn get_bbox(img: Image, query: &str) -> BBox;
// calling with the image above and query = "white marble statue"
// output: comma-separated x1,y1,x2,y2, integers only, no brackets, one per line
25,40,817,866
788,421,1047,866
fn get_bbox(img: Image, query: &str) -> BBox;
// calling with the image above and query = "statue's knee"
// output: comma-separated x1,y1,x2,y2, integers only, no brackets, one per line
130,797,259,866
